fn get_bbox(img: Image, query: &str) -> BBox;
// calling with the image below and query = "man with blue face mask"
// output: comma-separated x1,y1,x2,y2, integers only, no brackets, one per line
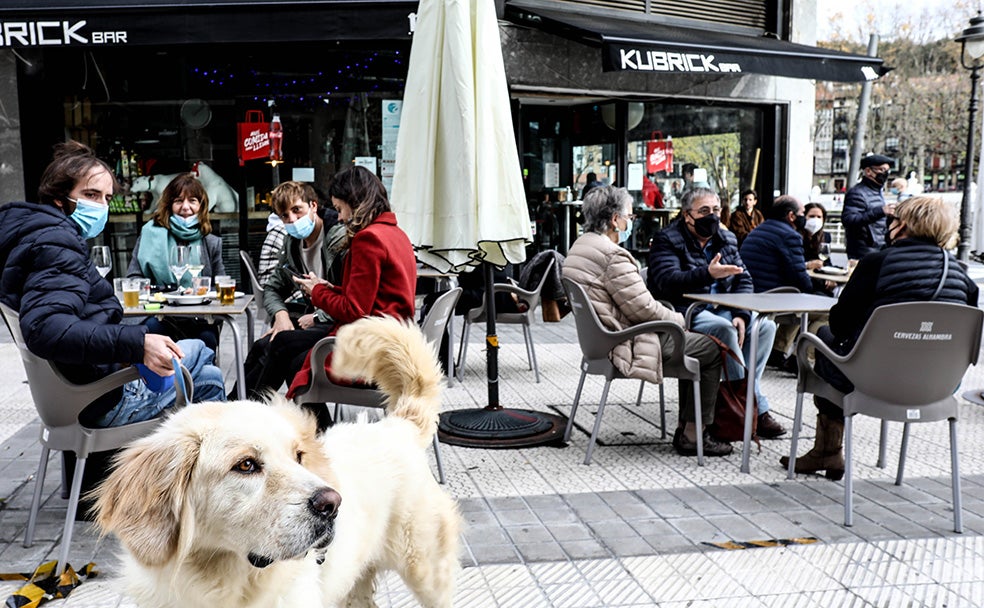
0,141,226,513
235,181,346,409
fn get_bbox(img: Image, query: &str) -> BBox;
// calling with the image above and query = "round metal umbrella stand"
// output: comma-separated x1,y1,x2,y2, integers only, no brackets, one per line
437,263,566,448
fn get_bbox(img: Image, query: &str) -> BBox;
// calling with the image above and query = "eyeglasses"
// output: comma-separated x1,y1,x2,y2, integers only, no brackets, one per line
691,206,721,217
622,213,636,221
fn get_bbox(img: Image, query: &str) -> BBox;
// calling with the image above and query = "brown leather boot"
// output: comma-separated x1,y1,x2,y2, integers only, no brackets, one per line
779,414,845,480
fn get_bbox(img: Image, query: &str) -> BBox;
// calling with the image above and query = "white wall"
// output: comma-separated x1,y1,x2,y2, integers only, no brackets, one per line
784,0,819,202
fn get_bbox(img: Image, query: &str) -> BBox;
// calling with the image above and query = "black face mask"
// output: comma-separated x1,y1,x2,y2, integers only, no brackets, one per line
793,214,807,231
692,214,720,238
871,171,889,186
884,216,897,246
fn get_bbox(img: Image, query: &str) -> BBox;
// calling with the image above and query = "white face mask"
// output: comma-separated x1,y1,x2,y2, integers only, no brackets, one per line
804,217,823,235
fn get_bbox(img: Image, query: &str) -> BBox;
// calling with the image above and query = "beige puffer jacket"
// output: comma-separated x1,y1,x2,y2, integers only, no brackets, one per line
563,232,686,384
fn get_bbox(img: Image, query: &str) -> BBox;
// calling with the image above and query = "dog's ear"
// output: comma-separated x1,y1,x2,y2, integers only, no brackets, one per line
92,430,200,567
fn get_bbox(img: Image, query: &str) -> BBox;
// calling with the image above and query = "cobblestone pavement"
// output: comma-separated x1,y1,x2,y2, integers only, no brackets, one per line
2,292,984,606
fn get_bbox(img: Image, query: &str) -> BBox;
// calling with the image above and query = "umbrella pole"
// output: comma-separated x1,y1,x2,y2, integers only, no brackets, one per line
484,261,501,410
436,260,567,449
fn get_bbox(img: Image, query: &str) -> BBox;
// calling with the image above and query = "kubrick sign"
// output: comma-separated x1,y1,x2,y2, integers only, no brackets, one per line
0,20,127,45
614,48,740,74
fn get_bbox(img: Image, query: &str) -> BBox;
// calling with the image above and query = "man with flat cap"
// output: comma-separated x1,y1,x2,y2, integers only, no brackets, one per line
841,153,894,260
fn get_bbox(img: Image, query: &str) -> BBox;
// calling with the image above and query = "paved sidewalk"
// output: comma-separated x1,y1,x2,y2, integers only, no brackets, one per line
2,305,984,606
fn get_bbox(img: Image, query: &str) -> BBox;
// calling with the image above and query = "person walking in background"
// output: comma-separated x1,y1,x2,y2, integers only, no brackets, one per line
581,171,603,200
781,196,978,480
842,154,895,261
642,173,664,209
890,177,912,202
647,187,786,439
126,172,226,349
564,186,729,456
727,189,764,247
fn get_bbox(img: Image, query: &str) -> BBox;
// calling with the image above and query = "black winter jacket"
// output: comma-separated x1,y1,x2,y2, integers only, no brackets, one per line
830,238,979,347
739,218,814,294
0,201,147,417
646,218,754,322
841,177,887,260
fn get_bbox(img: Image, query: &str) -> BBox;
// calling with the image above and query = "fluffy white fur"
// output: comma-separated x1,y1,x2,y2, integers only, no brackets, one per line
94,317,461,607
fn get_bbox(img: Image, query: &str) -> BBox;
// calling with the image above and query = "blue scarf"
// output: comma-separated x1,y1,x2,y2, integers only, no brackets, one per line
137,221,199,287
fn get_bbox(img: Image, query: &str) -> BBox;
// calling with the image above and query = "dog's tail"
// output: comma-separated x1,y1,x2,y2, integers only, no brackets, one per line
331,316,443,445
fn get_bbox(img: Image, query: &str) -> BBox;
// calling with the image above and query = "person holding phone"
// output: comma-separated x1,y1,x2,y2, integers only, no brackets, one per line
286,166,416,404
235,181,346,403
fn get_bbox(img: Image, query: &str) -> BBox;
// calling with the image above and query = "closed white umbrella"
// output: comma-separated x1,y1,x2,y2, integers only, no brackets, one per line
390,0,564,447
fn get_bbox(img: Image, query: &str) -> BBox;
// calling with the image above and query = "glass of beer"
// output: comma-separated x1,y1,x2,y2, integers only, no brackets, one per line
122,278,141,309
216,276,236,305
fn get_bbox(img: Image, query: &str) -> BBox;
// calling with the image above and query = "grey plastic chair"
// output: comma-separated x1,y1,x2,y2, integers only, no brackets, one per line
786,301,983,532
0,302,193,573
294,287,462,485
239,249,269,342
561,278,705,465
457,259,555,383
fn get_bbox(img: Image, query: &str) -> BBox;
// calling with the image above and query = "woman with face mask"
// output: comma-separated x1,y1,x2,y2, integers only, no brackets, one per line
126,173,226,350
801,202,836,297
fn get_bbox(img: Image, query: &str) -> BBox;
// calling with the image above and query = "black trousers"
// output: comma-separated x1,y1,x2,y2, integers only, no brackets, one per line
238,323,332,400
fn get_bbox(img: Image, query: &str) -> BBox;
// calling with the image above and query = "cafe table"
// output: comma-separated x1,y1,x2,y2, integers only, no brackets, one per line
684,292,838,472
124,294,255,399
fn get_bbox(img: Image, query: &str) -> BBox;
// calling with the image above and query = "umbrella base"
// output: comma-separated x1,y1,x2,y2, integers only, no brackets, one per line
438,407,567,448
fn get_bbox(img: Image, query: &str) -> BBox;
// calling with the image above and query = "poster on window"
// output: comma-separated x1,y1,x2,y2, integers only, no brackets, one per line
646,132,673,174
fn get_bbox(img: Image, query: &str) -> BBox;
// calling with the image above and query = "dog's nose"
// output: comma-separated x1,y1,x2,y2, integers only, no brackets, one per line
309,487,341,519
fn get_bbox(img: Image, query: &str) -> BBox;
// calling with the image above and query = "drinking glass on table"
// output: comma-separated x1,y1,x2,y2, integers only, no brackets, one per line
817,242,830,263
186,244,205,278
215,275,236,305
169,245,190,290
90,246,112,278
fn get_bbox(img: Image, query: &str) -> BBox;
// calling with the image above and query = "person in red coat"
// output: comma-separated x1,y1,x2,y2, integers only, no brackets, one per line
286,166,417,404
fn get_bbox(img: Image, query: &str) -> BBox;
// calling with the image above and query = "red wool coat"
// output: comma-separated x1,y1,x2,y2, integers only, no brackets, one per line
286,211,417,397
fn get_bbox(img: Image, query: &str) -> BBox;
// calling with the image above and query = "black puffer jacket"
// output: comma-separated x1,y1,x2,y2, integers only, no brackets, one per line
830,238,979,346
646,218,754,321
841,177,887,259
739,218,814,293
0,202,147,413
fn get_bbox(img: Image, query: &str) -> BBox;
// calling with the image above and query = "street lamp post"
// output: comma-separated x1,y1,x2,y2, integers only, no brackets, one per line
957,13,984,262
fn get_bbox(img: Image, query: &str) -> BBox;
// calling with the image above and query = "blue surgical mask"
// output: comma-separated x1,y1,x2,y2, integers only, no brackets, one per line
285,211,315,240
169,214,202,241
618,218,633,244
68,198,109,239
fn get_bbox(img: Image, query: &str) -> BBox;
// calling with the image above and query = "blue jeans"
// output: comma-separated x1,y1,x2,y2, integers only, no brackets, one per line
91,339,227,428
691,308,776,414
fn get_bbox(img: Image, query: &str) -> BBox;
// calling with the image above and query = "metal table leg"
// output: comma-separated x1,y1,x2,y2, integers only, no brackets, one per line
741,315,760,473
219,315,247,400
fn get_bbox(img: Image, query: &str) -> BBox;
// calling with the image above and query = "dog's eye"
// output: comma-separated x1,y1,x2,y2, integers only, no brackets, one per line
233,458,260,474
296,451,304,464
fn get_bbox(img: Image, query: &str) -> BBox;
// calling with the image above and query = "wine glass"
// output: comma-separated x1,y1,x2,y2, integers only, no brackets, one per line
90,246,112,278
818,242,831,263
186,244,205,278
169,245,190,290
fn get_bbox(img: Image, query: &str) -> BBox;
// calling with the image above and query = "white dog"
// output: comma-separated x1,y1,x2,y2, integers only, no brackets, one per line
94,317,461,607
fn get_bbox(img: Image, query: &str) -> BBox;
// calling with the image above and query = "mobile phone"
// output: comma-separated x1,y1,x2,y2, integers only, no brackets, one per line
281,264,306,279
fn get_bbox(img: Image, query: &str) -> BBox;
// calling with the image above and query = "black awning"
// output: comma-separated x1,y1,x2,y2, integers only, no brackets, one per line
506,3,888,83
0,0,417,46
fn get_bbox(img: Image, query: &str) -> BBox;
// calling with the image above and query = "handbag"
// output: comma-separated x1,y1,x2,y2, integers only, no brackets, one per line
703,334,759,443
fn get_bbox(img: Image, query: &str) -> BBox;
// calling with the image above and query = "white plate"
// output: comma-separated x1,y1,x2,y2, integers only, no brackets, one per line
816,266,849,276
205,290,245,299
164,294,209,305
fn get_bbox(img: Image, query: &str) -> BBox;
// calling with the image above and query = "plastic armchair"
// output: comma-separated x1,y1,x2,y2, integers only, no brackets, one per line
0,302,193,574
457,259,555,383
786,301,983,532
239,249,269,341
561,278,705,465
294,287,462,485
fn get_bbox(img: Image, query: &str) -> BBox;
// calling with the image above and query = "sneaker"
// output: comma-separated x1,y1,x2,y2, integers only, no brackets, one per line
757,412,787,438
672,428,733,457
781,355,798,375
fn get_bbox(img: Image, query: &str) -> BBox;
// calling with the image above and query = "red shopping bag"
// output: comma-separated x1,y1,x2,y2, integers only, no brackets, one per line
236,110,270,166
646,131,674,174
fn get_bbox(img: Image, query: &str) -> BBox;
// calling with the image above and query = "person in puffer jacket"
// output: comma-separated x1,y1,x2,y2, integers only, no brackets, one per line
646,187,785,439
563,186,729,457
739,195,814,294
0,141,226,429
781,196,979,480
